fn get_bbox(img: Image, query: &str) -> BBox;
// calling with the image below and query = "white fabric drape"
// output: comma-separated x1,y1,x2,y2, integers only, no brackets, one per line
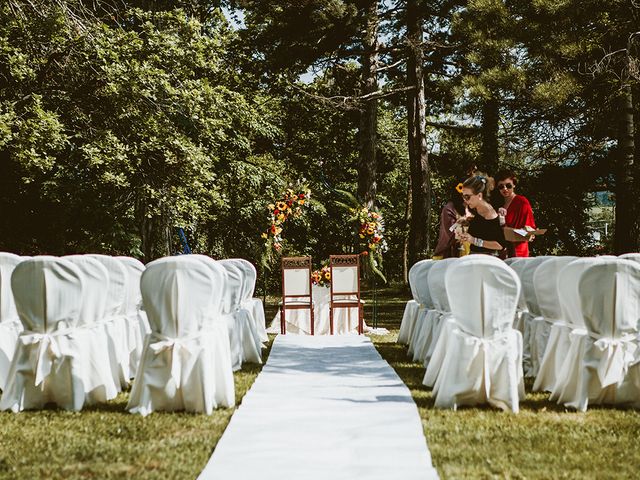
619,253,640,263
507,258,533,371
87,254,131,390
218,259,262,370
127,256,234,415
116,256,147,379
518,256,551,377
398,260,432,346
229,258,268,344
64,255,119,403
423,255,524,412
531,256,577,392
554,259,640,411
549,257,604,402
268,286,363,335
396,261,432,345
413,258,457,366
407,261,436,358
0,252,23,391
1,257,88,412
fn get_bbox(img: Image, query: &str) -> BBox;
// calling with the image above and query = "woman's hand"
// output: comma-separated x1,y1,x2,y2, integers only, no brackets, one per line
498,207,507,217
458,232,473,244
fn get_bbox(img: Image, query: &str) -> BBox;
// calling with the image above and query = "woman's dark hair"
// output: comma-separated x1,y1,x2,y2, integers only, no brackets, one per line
462,173,495,200
494,169,518,186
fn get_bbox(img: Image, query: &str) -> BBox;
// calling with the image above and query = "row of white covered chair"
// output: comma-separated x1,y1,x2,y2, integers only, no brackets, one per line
0,252,149,409
0,252,267,414
399,253,640,412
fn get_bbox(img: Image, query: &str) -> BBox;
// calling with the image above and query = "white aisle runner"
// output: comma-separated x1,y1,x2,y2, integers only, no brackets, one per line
199,334,439,480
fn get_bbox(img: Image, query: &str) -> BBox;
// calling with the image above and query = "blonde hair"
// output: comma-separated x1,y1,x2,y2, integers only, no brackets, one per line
462,173,495,200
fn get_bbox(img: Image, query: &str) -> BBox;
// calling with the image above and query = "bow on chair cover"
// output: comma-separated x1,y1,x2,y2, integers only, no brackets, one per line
555,259,640,411
1,257,87,412
530,256,578,392
127,256,234,416
407,261,436,357
398,260,431,345
0,252,23,391
423,255,524,413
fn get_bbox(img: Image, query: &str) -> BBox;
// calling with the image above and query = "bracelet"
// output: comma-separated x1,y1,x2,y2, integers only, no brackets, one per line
473,237,484,248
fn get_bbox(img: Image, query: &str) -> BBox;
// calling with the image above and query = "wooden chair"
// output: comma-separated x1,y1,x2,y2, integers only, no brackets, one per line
329,254,364,335
280,256,314,335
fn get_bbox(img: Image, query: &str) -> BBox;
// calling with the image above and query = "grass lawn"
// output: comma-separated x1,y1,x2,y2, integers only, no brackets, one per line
0,338,274,480
366,286,640,480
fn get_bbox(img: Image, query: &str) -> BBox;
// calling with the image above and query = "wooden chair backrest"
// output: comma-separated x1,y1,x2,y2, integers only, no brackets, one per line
281,256,312,300
330,254,360,298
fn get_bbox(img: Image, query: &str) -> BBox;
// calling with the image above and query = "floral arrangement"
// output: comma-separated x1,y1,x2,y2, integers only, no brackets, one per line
332,188,387,283
356,207,389,255
311,264,331,287
261,184,311,253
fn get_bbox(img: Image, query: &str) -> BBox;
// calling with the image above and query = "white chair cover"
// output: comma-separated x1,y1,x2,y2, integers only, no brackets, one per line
64,255,119,403
424,255,524,412
549,257,603,402
128,256,234,415
398,260,430,345
507,258,533,373
619,253,640,262
0,252,23,390
116,256,147,379
555,259,640,411
531,256,577,391
407,260,436,357
1,257,87,411
517,256,551,377
218,259,262,370
229,258,268,344
87,254,130,390
413,258,457,366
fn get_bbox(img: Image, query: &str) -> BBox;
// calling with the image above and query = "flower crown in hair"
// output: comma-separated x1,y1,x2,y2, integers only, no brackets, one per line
455,183,464,193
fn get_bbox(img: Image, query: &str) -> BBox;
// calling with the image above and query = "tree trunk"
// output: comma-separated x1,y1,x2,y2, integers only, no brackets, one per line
403,175,411,284
481,98,499,173
614,84,639,253
406,0,431,266
357,0,378,207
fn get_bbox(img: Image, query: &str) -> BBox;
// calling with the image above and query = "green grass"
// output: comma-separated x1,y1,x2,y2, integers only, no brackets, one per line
0,338,274,480
367,288,640,480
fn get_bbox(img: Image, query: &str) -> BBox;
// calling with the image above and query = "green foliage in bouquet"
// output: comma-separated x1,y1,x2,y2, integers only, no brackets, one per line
333,189,387,284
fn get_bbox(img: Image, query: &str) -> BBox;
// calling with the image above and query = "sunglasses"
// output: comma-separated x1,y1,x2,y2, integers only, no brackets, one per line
498,183,514,190
462,194,473,201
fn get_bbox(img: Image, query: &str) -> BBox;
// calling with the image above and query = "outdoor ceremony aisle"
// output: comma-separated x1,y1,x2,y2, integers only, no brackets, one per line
199,334,439,480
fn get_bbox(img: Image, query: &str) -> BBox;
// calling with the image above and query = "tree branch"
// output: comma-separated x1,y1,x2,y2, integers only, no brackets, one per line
291,84,415,110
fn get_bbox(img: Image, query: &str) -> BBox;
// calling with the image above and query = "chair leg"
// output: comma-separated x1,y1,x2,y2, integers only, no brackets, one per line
281,306,286,335
310,305,315,336
358,304,363,335
329,303,334,335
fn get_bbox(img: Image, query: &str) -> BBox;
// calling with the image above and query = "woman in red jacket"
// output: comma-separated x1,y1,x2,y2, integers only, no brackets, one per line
495,169,536,257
